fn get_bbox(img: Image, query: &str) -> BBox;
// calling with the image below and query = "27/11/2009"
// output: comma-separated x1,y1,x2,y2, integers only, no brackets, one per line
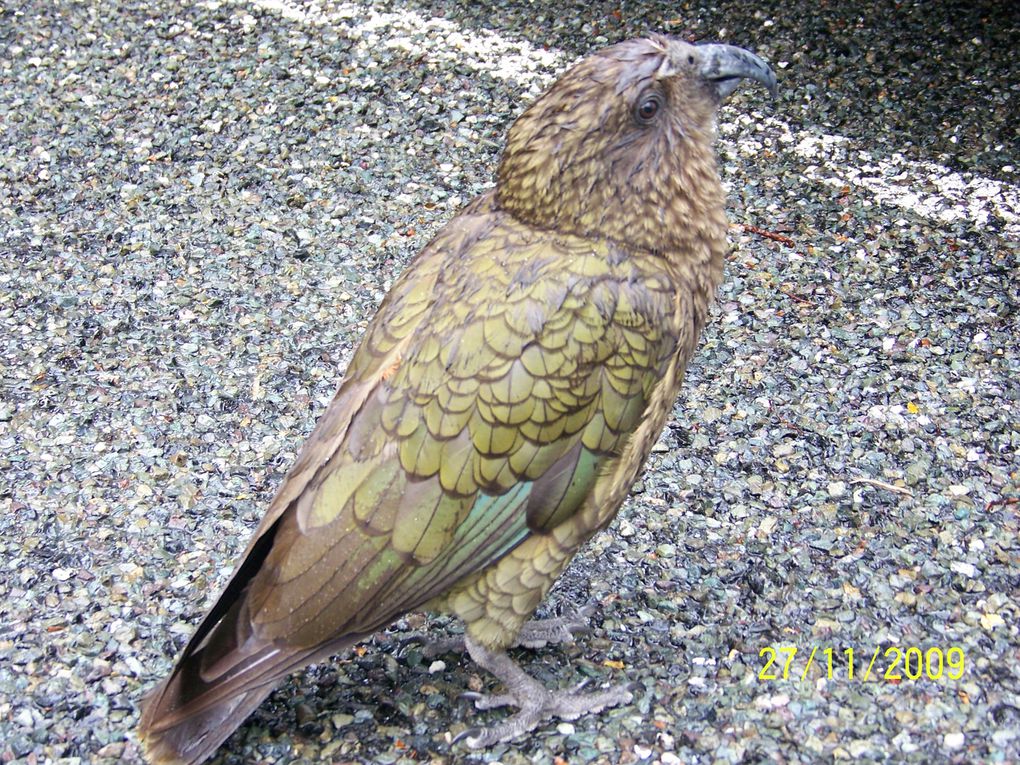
758,645,965,682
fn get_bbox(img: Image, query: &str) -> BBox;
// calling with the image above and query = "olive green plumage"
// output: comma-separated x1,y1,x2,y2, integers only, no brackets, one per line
138,34,776,765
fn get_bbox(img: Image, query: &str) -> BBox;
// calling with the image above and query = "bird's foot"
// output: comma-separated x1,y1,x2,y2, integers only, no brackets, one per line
404,605,594,658
455,635,633,748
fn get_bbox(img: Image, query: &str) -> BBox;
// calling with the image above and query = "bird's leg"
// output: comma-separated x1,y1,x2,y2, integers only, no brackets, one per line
456,634,634,748
404,605,593,657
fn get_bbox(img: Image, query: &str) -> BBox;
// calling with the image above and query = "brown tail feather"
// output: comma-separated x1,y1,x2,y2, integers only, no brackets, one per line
137,516,295,764
138,683,275,765
136,597,283,765
137,633,364,764
137,586,365,765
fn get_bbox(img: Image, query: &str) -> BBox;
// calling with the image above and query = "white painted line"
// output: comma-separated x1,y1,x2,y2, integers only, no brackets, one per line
234,0,1019,239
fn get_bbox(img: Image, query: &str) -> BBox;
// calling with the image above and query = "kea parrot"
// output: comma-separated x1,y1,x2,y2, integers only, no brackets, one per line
138,34,777,764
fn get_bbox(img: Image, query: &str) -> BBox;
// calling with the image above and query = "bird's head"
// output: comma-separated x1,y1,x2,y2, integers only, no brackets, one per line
496,35,776,257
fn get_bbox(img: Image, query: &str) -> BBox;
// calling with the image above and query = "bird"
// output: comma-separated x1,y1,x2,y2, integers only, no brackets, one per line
137,33,777,764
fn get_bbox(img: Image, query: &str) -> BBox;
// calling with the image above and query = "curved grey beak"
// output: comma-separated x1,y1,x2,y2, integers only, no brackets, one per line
696,42,778,100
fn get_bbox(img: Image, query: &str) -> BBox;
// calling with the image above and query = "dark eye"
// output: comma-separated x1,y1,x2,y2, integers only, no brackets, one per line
634,91,663,125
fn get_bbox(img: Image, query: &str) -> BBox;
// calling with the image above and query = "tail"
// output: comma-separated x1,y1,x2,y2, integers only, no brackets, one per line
137,518,359,765
137,585,289,765
138,587,361,765
138,682,274,765
137,518,283,764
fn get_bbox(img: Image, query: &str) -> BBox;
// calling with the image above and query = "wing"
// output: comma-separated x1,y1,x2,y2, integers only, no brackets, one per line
139,196,681,759
244,215,681,647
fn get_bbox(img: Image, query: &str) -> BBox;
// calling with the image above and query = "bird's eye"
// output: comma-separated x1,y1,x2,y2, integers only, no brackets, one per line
634,91,663,125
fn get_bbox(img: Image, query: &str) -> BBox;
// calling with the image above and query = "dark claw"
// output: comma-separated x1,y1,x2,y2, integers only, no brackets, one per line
569,678,590,693
395,634,425,655
451,726,482,745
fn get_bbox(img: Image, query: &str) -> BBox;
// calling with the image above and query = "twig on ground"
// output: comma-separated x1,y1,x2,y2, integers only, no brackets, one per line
848,478,914,497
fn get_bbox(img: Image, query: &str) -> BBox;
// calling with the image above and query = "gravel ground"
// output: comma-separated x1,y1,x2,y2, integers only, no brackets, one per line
1,1,1018,763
